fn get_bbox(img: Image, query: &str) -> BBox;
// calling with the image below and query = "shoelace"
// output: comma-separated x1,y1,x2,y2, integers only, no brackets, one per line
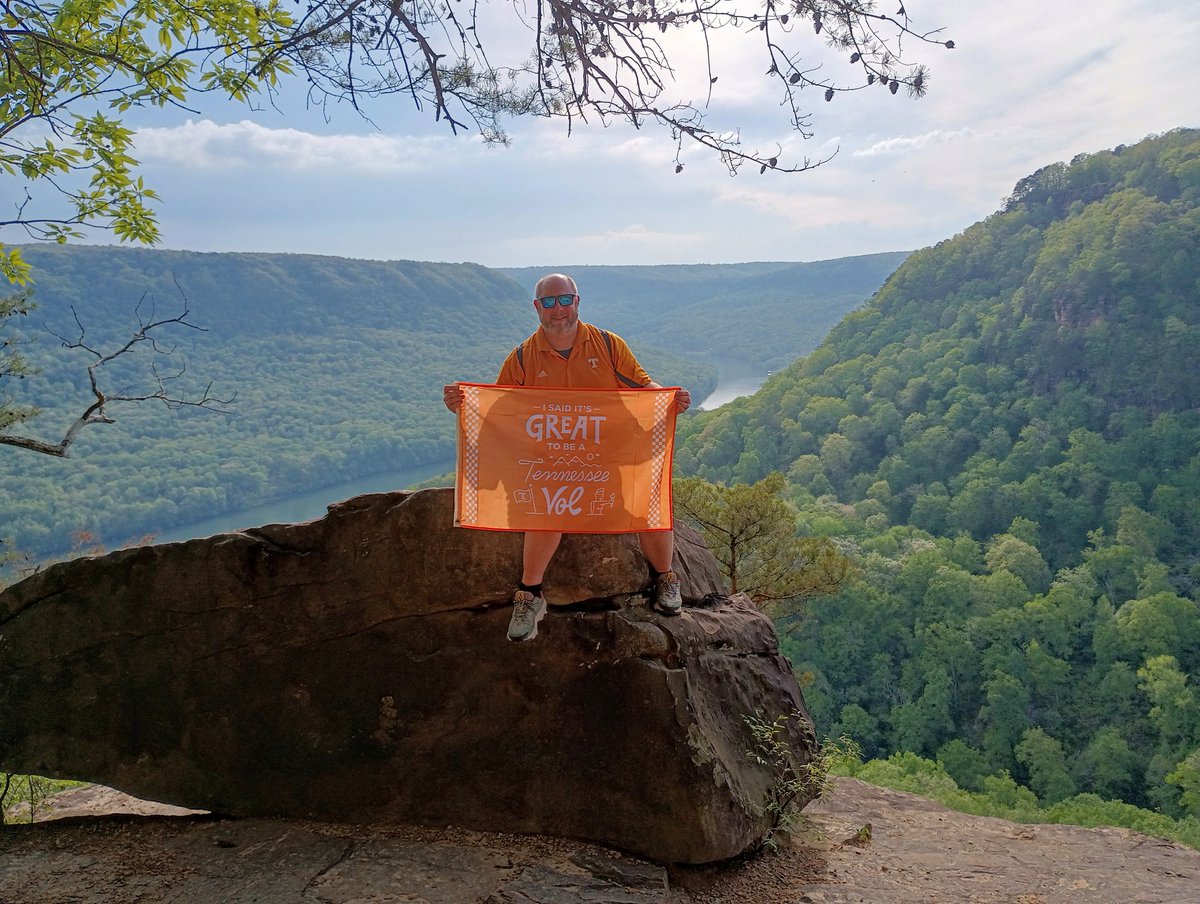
513,592,538,617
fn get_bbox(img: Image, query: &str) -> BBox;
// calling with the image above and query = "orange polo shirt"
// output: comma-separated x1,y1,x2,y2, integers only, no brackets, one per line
496,322,652,389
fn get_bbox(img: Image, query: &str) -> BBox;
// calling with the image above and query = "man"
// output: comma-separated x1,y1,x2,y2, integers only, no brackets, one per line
443,273,691,642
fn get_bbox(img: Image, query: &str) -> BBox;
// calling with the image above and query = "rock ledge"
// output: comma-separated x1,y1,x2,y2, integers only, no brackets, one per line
0,488,816,863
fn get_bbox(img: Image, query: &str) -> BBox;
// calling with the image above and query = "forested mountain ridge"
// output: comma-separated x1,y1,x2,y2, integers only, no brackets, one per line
678,127,1200,568
1,248,898,561
0,248,718,558
0,249,513,553
502,252,910,372
19,246,528,334
676,128,1200,819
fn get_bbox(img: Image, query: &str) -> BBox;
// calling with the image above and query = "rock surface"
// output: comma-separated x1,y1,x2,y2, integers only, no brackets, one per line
4,778,1200,903
2,792,672,904
0,488,815,864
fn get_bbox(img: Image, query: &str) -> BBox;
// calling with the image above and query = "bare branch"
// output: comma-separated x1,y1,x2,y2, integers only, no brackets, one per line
1,284,234,458
266,0,951,174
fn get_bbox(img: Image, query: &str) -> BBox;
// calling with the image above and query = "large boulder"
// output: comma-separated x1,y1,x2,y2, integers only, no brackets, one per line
0,488,818,864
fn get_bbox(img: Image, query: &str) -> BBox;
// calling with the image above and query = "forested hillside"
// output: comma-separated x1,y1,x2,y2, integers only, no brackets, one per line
676,128,1200,816
0,248,715,558
502,252,909,372
2,248,905,562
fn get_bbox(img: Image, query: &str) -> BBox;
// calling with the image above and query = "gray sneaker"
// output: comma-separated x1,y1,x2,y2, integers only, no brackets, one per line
653,571,682,615
507,589,547,642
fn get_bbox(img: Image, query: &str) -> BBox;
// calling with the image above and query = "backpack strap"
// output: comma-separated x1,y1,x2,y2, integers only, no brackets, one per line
513,339,529,386
601,330,644,388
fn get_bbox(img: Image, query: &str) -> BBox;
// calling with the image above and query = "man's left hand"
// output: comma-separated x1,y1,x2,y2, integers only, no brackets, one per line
674,389,691,413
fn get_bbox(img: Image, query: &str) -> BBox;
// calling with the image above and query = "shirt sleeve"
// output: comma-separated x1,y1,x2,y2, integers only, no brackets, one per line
496,346,524,385
607,332,653,387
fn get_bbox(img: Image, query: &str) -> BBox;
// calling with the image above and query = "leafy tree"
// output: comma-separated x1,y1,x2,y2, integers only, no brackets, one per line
915,565,971,626
1006,516,1041,546
1083,535,1145,607
1167,749,1200,819
1,0,302,452
1,0,297,281
1015,726,1076,804
1115,591,1200,669
979,671,1030,772
819,431,855,494
985,532,1051,596
889,666,955,756
936,739,988,792
978,770,1040,815
831,703,884,760
1073,726,1139,803
1021,639,1070,725
0,288,36,433
1116,506,1167,560
1085,663,1150,761
673,471,851,620
1137,655,1199,753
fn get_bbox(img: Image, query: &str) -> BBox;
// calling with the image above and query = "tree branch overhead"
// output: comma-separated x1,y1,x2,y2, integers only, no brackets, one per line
276,0,951,174
2,1,950,454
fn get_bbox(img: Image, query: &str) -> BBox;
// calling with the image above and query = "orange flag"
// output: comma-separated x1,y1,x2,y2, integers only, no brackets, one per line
455,383,677,533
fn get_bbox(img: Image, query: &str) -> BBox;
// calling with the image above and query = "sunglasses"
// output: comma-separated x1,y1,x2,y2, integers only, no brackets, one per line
537,293,578,308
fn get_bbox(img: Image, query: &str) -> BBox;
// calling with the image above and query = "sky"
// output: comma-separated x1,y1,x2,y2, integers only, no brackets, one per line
88,0,1200,268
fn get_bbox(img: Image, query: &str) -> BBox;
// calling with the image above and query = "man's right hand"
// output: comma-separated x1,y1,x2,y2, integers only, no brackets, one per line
442,383,464,413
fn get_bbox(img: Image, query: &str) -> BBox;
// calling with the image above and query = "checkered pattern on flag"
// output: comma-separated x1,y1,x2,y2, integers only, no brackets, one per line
454,383,677,532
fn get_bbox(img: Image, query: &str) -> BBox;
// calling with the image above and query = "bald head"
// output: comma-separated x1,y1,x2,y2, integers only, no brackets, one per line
534,273,577,299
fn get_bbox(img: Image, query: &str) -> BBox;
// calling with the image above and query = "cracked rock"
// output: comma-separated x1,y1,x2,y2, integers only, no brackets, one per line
0,488,817,863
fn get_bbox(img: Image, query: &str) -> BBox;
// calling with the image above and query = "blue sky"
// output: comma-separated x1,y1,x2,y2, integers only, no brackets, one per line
105,0,1200,267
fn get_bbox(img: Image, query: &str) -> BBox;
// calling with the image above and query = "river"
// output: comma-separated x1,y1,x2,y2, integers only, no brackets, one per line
157,360,768,543
696,357,770,410
154,459,453,545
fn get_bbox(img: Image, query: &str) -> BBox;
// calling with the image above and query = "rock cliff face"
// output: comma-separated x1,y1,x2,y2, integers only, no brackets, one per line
0,488,817,863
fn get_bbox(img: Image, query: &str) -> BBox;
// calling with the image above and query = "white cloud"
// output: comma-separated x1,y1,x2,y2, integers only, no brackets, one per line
122,0,1200,268
133,120,471,172
853,128,976,157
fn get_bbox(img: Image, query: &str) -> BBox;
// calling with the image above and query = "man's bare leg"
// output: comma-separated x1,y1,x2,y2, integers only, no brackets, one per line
637,531,675,574
522,531,563,585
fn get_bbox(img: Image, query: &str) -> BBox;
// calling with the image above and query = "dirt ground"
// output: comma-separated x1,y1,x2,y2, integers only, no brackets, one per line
3,778,1199,903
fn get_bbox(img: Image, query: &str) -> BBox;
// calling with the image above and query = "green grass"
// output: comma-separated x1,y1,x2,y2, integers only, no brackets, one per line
1,774,86,824
831,751,1200,851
